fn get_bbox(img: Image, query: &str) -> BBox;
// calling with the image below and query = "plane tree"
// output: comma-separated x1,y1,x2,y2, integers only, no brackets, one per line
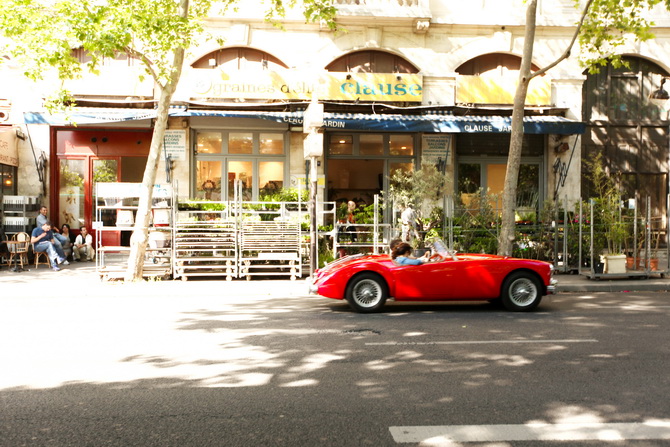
0,0,336,280
498,0,664,256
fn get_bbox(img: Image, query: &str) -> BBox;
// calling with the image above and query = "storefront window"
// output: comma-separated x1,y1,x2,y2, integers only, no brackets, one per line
329,135,353,155
1,164,17,196
389,161,413,177
196,132,222,154
326,133,418,208
59,159,86,229
360,134,383,155
196,160,222,200
92,159,119,229
194,130,287,201
228,160,253,200
458,162,540,214
229,133,253,154
517,164,540,209
390,134,414,156
259,161,284,198
260,133,284,155
458,163,481,194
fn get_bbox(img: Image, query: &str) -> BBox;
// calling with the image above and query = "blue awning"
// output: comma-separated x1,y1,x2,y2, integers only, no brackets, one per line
174,110,585,134
24,108,159,125
318,113,585,134
25,108,585,135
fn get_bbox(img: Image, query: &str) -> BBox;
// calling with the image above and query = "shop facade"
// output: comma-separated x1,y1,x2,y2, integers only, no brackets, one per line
3,1,670,246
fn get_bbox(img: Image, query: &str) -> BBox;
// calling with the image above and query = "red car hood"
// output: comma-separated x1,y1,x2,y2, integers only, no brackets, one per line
316,253,387,275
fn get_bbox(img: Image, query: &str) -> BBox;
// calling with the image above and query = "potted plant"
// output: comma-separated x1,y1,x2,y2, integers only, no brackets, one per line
385,163,450,249
585,153,627,274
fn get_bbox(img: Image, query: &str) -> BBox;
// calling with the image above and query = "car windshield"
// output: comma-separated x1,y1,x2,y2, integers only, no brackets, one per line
425,237,458,260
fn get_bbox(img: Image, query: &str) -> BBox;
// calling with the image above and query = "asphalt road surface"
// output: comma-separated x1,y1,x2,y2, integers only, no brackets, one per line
1,285,669,446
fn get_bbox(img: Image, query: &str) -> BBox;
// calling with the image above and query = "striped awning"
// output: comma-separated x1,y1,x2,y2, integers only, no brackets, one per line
317,113,585,134
24,108,585,135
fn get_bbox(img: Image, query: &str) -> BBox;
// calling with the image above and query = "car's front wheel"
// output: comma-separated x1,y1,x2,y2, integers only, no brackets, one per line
345,273,388,313
501,272,542,312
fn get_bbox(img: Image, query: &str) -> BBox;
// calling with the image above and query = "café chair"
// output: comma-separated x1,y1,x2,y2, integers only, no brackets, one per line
7,232,30,269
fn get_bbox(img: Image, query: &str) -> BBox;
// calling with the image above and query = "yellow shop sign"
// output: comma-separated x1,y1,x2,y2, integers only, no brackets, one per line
182,70,423,102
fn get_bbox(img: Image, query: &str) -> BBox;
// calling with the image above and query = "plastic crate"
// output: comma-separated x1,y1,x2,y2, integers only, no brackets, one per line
2,195,40,212
3,216,33,233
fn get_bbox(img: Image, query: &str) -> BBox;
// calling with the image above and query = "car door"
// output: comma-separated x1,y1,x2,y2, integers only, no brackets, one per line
391,259,459,300
391,257,501,300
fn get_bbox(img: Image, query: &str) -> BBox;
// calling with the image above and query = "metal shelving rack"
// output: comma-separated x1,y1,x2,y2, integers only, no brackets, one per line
2,195,39,236
94,183,174,281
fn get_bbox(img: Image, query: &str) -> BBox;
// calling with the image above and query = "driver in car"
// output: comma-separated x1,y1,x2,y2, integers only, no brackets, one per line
391,242,430,265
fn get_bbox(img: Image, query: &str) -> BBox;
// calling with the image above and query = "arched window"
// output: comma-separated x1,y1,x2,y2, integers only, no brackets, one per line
191,47,288,71
456,53,540,76
71,48,139,67
583,56,668,123
582,56,670,214
325,50,418,73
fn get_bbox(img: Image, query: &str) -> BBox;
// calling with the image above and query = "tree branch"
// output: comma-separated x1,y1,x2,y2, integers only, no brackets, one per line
123,45,161,86
530,0,594,79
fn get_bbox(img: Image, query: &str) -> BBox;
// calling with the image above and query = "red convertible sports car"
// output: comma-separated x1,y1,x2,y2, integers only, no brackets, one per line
309,239,556,313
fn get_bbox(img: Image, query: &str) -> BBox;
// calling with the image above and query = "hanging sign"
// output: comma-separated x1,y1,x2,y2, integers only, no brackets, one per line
163,129,187,161
182,70,423,102
421,134,452,168
0,128,19,167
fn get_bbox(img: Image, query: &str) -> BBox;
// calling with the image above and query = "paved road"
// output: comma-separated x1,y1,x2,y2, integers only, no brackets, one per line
1,286,669,446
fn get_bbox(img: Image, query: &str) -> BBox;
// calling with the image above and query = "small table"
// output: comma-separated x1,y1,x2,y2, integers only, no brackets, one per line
6,240,29,272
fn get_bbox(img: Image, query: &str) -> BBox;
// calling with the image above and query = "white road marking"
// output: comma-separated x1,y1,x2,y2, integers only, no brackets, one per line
390,420,670,444
367,339,598,346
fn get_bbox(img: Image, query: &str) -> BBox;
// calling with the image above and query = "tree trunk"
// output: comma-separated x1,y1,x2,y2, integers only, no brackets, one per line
124,0,189,282
497,0,537,257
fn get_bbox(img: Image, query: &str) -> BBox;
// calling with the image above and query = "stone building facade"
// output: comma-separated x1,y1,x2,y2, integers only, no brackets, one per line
2,0,670,238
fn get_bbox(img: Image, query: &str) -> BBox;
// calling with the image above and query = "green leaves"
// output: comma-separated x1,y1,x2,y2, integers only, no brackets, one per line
0,0,338,109
579,0,661,71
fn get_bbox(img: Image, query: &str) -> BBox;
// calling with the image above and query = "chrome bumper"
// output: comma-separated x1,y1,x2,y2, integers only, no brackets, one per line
307,278,319,294
547,278,558,295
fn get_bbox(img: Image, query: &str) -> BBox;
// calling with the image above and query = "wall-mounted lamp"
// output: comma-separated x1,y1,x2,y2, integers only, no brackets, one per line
649,77,670,104
346,74,352,80
396,75,402,81
15,128,26,140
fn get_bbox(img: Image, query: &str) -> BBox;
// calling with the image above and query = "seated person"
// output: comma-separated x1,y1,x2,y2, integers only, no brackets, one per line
58,223,74,260
73,226,95,261
37,205,68,249
31,220,68,271
0,227,8,268
391,242,430,265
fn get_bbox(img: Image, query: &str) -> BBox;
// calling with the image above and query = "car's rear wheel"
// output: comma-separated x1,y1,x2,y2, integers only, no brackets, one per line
345,273,388,313
501,272,542,312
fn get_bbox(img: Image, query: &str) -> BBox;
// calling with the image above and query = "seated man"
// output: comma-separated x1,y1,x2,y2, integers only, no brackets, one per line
73,226,95,261
37,205,68,250
31,220,68,271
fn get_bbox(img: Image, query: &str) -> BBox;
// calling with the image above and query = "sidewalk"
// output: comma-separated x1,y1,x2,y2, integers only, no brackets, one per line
1,260,669,294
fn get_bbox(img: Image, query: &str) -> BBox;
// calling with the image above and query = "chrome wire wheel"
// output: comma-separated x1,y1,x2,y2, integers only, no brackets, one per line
352,279,383,308
346,273,388,313
508,277,538,307
501,272,542,312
